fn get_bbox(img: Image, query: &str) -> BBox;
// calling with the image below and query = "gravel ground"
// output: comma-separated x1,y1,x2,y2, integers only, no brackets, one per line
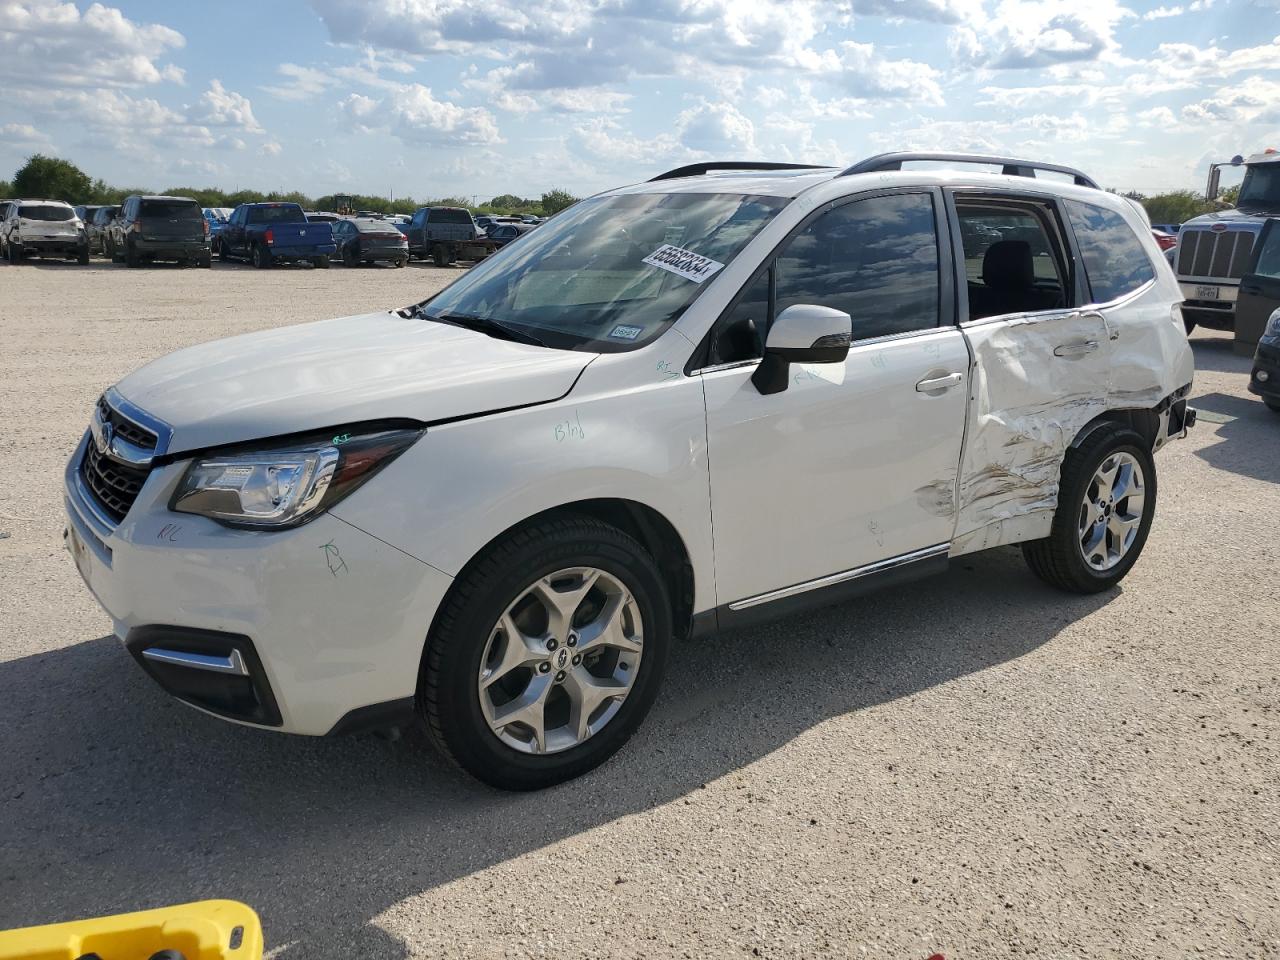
1,259,1277,959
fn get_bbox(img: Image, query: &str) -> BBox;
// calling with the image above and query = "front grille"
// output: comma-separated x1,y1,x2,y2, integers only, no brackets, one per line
1177,229,1256,280
80,442,149,523
97,395,158,450
80,397,158,523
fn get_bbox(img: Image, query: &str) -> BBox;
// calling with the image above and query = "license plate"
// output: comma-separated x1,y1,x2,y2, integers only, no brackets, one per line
68,524,92,586
1194,285,1220,300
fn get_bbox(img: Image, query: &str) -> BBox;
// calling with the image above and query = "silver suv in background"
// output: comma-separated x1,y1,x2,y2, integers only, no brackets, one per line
2,199,89,264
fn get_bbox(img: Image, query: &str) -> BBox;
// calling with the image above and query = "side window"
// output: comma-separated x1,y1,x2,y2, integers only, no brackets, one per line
1065,199,1156,303
1251,222,1280,279
775,192,940,341
956,200,1069,321
708,192,940,364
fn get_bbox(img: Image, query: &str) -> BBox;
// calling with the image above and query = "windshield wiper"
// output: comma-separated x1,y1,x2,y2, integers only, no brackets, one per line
409,307,550,348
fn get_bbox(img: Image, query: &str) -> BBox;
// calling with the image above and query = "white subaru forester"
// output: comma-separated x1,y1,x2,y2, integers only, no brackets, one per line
66,153,1195,789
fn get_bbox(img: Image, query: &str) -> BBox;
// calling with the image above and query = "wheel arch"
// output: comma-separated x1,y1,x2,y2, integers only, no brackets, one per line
427,498,697,651
1069,407,1161,452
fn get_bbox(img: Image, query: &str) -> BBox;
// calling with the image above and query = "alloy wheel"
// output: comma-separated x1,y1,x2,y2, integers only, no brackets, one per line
477,566,644,755
1078,451,1146,571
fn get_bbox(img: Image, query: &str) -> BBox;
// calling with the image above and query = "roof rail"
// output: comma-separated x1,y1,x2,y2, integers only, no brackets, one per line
839,152,1099,189
649,161,829,182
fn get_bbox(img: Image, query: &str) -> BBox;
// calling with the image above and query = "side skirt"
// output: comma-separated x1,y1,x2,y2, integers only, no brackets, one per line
690,544,951,636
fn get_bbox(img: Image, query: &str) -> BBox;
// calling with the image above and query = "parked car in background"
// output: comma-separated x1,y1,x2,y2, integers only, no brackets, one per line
1151,223,1181,235
0,200,11,256
106,195,209,268
404,205,496,265
216,202,335,269
332,217,409,267
475,215,497,233
305,212,341,223
63,153,1194,790
3,199,89,264
74,205,106,229
486,222,533,248
87,205,120,255
1250,308,1280,413
1152,228,1177,252
203,207,233,242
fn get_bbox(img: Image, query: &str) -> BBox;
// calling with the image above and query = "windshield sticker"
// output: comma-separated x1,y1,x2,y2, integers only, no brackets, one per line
609,324,644,341
643,245,725,284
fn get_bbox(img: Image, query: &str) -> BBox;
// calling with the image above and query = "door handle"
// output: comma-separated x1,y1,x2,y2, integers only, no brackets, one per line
1054,340,1099,358
915,372,963,393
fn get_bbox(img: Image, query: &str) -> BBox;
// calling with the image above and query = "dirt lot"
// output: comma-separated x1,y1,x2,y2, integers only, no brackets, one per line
1,259,1278,959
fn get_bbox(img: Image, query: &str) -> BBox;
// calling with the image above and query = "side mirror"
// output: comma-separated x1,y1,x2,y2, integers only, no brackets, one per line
751,304,852,395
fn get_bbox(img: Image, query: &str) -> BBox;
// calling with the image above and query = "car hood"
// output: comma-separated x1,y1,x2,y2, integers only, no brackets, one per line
1182,208,1267,230
114,311,594,454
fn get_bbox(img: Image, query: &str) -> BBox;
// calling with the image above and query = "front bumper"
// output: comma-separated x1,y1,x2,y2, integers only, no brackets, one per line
1249,339,1280,403
63,433,453,735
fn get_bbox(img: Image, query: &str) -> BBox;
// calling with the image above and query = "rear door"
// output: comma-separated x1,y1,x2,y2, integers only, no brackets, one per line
948,190,1113,555
1236,219,1280,348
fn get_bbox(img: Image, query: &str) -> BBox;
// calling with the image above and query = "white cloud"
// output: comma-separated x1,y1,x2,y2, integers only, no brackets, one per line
832,40,943,104
261,140,283,157
851,0,982,23
188,80,263,134
262,63,335,101
676,101,757,155
0,1,184,88
960,0,1134,70
339,84,502,145
1143,6,1184,19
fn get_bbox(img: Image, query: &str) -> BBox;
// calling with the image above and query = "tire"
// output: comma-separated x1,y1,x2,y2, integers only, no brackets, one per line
77,247,89,265
394,257,407,268
9,242,23,263
200,253,212,268
422,515,671,791
311,256,329,269
252,243,272,269
1022,425,1157,593
432,244,453,267
216,239,232,263
109,237,123,264
124,241,139,268
341,245,357,268
1265,398,1280,413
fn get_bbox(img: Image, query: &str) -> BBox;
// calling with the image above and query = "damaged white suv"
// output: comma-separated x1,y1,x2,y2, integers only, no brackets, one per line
65,153,1194,789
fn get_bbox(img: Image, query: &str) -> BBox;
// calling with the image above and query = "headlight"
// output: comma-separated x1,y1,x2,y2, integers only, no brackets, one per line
170,426,422,528
1266,308,1280,339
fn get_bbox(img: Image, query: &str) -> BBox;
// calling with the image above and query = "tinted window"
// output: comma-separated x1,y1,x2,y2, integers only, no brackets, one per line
246,204,306,225
957,202,1068,320
1065,200,1155,302
19,204,75,221
774,192,940,340
429,208,472,224
1254,224,1280,280
140,199,201,219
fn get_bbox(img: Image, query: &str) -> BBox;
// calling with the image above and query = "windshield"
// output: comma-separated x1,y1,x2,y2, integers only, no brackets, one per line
141,199,201,219
1238,164,1280,212
247,204,306,224
420,192,786,351
20,204,74,221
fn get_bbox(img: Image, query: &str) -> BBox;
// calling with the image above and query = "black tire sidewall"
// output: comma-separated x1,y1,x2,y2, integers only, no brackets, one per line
427,526,671,790
1054,428,1157,589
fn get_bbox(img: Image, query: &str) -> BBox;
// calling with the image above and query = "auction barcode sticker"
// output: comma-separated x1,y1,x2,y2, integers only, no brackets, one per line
642,244,725,284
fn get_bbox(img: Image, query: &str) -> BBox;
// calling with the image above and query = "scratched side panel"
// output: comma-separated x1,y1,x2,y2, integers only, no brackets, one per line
952,310,1111,556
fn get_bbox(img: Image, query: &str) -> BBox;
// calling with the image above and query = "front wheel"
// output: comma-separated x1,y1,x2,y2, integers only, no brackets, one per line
1023,425,1156,593
421,516,671,790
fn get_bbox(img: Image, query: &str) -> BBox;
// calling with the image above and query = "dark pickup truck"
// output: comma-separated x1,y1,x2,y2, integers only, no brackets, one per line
405,206,496,266
216,202,336,268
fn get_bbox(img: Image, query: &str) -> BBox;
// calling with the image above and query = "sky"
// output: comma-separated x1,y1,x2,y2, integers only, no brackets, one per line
0,0,1277,203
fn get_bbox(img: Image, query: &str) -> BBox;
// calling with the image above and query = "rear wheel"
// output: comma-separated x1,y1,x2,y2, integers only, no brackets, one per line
394,257,407,268
124,241,139,268
311,256,329,269
1023,425,1156,593
1265,398,1280,413
341,244,357,267
422,516,671,790
252,243,272,269
8,241,21,264
432,244,454,267
77,247,89,265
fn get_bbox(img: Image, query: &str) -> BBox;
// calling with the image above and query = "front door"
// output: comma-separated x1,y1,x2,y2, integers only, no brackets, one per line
702,190,970,609
1236,219,1280,349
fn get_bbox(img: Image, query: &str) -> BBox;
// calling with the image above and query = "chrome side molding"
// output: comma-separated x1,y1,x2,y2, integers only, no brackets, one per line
728,543,951,612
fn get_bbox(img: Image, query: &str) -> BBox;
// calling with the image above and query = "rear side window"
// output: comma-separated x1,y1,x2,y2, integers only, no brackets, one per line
956,201,1069,320
140,199,201,219
1065,200,1156,303
19,204,74,221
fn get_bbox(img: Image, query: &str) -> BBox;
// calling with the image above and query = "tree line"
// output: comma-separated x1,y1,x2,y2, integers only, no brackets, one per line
2,155,581,217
